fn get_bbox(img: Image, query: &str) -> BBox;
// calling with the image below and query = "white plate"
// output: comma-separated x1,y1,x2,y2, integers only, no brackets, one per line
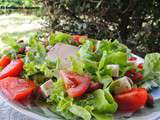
0,54,160,120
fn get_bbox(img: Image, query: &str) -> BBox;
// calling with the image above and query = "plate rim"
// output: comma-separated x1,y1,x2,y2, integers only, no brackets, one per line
0,93,51,120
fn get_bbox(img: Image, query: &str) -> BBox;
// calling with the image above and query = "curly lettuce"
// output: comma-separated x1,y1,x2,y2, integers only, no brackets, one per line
21,34,58,84
78,40,128,86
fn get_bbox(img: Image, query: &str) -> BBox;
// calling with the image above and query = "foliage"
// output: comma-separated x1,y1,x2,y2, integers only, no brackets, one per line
40,0,160,57
0,0,37,7
0,0,42,15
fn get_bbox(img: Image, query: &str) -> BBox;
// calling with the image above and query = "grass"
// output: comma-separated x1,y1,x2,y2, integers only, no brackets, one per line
0,13,43,36
0,13,43,49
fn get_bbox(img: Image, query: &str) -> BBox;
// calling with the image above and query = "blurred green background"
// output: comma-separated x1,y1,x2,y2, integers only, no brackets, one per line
0,0,159,57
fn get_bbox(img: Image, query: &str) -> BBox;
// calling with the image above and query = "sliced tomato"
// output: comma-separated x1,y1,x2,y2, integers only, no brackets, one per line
0,77,36,101
0,59,24,80
60,70,91,98
114,88,148,112
72,35,87,44
0,56,11,69
138,63,143,69
128,57,137,61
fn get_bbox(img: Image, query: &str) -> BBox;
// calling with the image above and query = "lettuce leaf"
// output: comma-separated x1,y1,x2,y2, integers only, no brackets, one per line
143,53,160,85
1,35,21,58
92,89,118,113
79,40,98,61
105,52,127,66
98,51,108,70
70,56,84,75
23,62,38,77
92,111,113,120
23,60,56,81
95,40,127,54
49,32,72,45
49,82,117,120
69,105,92,120
48,79,66,103
79,40,127,85
48,80,80,120
1,35,21,52
22,34,57,81
97,75,113,88
28,34,46,62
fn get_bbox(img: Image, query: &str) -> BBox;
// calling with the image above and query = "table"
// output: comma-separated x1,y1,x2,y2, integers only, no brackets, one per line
0,97,36,120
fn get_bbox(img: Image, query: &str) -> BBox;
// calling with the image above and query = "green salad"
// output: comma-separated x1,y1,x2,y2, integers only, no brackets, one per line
0,32,160,120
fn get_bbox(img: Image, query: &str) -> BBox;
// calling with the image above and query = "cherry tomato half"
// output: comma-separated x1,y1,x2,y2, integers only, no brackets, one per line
60,70,91,98
128,57,137,61
114,88,148,112
138,63,143,69
72,35,87,44
0,59,24,80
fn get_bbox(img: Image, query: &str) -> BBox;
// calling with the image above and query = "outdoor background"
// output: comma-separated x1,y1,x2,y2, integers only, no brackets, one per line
0,0,160,57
